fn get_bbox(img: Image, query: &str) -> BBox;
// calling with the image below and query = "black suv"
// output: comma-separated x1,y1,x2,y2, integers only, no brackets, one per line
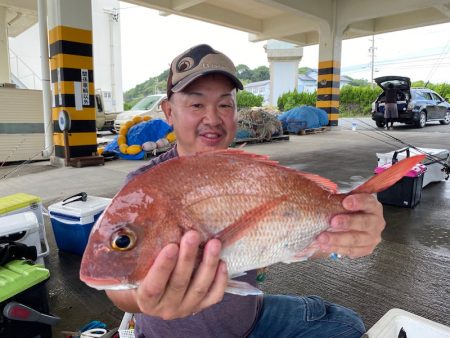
371,76,450,128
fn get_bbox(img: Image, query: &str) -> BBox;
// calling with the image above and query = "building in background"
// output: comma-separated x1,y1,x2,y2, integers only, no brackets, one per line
244,69,352,106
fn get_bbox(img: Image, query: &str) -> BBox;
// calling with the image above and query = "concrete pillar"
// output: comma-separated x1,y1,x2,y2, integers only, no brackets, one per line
265,40,303,107
0,6,11,84
316,24,343,126
47,0,98,164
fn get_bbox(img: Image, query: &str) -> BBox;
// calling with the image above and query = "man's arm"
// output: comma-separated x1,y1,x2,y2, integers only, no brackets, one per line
315,193,385,258
106,231,228,320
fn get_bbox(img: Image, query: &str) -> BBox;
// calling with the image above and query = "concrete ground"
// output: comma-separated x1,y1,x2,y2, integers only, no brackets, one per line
1,118,449,336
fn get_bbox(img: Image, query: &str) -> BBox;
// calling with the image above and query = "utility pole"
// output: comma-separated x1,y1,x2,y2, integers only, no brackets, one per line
369,35,376,88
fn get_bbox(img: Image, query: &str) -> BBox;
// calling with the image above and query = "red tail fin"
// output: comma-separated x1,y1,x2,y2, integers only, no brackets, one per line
351,155,426,194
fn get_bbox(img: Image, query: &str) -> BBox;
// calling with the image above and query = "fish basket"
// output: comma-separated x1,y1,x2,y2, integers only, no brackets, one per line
118,329,134,338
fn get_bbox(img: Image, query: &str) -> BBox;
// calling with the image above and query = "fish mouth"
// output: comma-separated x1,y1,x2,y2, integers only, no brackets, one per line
80,276,138,291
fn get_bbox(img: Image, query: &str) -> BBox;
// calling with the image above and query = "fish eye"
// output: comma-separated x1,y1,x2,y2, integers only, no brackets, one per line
111,230,136,251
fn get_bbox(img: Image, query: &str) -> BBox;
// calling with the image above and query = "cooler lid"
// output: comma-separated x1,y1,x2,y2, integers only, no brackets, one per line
377,148,449,163
0,260,49,302
48,196,112,218
0,193,42,215
0,212,39,236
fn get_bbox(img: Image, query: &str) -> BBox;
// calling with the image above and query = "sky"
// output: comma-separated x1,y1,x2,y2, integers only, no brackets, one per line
119,3,450,91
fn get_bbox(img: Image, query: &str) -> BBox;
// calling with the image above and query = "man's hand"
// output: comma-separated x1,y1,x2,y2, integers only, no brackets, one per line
316,193,386,258
106,231,228,320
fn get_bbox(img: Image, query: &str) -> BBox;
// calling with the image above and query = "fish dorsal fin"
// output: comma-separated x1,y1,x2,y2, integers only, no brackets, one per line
295,172,338,193
351,154,425,194
213,194,288,249
200,149,338,193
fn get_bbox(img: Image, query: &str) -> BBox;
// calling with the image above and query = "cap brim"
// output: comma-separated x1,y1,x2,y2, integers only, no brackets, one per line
171,69,244,93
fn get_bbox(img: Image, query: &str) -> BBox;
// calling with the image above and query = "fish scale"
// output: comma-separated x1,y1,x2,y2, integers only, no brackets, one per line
80,149,425,295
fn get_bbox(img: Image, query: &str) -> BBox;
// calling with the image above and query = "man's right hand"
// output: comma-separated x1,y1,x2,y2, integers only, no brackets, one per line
106,231,228,320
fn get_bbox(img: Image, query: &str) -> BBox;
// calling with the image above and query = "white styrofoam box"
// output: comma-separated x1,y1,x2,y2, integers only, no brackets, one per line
366,308,450,338
0,212,44,265
376,148,449,187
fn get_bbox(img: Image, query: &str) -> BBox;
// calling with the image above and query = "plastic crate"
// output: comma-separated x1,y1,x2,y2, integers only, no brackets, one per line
366,308,450,338
0,260,52,338
119,312,135,338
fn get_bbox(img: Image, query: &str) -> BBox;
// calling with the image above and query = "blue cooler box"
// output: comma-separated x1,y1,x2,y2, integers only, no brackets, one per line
48,196,111,255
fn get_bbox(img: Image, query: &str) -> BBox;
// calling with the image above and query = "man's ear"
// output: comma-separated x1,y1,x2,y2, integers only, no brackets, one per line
162,99,173,126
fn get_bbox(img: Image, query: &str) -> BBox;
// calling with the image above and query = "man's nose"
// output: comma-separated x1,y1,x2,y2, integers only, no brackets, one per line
203,105,221,125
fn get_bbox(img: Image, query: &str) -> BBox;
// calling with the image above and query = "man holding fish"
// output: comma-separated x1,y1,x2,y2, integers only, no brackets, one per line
81,44,396,337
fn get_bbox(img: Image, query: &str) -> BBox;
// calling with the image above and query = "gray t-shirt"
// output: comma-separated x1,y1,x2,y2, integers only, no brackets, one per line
126,146,262,338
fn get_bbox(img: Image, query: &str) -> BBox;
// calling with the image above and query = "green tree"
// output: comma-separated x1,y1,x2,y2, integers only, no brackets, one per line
298,67,314,75
236,64,252,81
339,85,382,117
251,66,270,82
277,89,316,111
348,78,370,86
237,90,263,108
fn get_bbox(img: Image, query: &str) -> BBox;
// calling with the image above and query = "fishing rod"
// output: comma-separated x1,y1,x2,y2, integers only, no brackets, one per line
0,145,53,181
351,118,450,179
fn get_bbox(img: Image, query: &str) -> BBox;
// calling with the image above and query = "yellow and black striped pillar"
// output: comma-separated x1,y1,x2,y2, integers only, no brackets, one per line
316,61,340,126
48,0,97,161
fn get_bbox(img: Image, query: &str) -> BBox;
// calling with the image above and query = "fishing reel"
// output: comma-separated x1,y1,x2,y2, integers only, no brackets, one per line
443,165,450,180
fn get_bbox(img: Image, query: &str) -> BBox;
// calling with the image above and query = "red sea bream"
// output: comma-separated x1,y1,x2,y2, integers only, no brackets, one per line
80,149,424,295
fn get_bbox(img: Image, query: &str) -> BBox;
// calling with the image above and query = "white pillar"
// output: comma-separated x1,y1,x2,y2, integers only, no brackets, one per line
0,6,11,84
264,40,303,107
38,0,54,157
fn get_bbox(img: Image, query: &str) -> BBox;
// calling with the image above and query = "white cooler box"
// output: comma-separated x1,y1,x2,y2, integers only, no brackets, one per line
366,308,450,338
48,195,111,256
377,147,449,187
0,212,44,265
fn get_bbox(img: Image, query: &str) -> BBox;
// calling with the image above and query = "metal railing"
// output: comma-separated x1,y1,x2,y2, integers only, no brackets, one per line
9,48,42,89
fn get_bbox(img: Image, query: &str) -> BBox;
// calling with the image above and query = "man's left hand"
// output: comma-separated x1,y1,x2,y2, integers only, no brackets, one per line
316,193,386,258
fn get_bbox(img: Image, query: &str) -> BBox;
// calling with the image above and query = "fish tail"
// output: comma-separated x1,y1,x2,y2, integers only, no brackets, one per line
350,154,425,194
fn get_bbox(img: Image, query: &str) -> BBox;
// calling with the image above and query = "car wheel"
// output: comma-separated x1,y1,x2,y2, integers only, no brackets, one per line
415,111,426,128
375,120,385,128
439,111,450,125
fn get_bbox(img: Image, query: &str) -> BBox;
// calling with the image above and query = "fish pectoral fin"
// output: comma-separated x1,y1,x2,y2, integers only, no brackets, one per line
214,195,289,249
282,243,319,264
229,271,247,279
225,280,263,296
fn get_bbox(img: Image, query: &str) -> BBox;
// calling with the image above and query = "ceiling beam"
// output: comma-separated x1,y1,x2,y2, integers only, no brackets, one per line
344,7,449,39
0,0,37,12
434,4,450,17
171,0,204,11
373,7,450,33
124,0,262,32
249,12,318,43
338,0,450,25
181,3,262,33
256,0,332,22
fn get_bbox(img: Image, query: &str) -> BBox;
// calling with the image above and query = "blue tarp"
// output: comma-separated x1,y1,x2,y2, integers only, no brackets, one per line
278,106,328,134
104,119,172,160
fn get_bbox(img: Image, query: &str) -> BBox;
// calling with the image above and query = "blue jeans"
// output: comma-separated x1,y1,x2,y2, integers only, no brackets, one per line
248,295,365,338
